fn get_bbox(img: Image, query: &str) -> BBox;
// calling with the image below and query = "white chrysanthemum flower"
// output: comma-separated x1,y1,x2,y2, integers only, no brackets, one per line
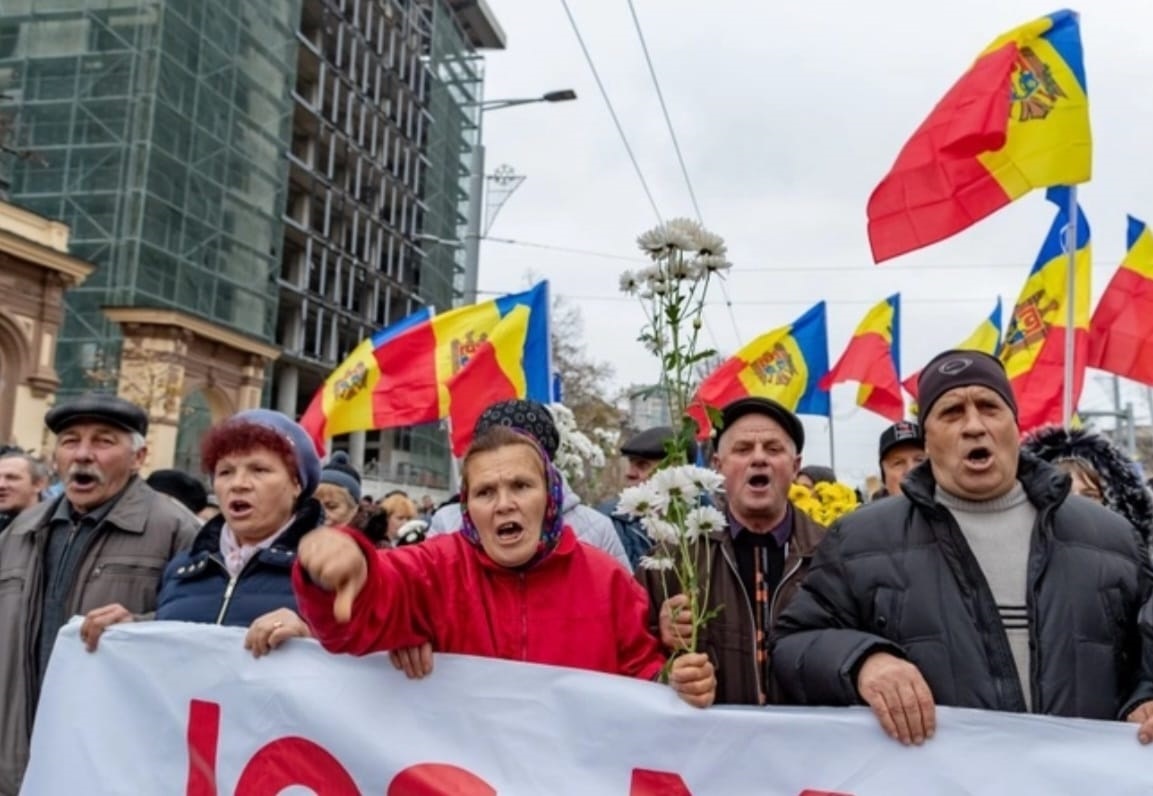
642,515,681,544
686,466,725,495
651,466,700,504
667,256,693,281
694,228,727,257
665,217,704,249
619,270,640,295
694,254,732,274
637,222,696,255
618,481,668,518
638,555,675,571
684,505,727,541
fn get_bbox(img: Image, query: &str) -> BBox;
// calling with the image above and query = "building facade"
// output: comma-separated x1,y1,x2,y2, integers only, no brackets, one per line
0,0,501,479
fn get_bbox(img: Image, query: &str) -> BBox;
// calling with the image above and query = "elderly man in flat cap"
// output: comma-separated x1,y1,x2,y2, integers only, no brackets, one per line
773,350,1153,748
598,426,696,570
636,397,827,705
0,394,198,794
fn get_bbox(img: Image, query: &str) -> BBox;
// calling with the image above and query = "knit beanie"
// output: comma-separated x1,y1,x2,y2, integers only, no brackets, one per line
475,399,560,460
916,350,1018,422
231,409,322,498
320,451,362,502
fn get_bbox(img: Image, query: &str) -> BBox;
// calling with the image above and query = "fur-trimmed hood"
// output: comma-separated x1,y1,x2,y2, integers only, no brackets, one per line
1021,425,1153,542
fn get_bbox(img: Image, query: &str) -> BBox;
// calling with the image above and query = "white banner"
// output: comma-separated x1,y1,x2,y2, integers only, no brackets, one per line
22,621,1153,795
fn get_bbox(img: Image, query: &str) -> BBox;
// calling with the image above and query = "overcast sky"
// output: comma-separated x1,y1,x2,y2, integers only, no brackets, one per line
475,1,1153,484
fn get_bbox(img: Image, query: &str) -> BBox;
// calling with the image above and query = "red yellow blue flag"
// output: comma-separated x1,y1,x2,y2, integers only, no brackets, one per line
903,298,1003,400
1001,187,1090,429
446,306,532,456
820,294,904,422
689,302,830,436
1088,217,1153,387
867,10,1090,262
299,283,551,453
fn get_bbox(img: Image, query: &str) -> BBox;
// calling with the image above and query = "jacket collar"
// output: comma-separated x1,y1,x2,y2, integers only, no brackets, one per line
10,477,153,537
473,526,578,574
707,501,825,557
188,497,322,558
902,451,1069,511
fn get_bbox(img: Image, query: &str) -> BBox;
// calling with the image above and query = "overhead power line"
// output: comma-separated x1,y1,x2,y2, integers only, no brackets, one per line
624,0,702,222
557,0,663,224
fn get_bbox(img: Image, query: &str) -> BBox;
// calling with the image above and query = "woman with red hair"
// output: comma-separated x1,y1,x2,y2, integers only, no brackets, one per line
151,409,323,656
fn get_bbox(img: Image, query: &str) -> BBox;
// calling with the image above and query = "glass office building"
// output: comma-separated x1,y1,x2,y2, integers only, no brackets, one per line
0,0,299,381
0,0,502,486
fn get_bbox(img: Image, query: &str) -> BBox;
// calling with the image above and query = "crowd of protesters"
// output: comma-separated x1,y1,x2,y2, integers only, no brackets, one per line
2,348,1153,792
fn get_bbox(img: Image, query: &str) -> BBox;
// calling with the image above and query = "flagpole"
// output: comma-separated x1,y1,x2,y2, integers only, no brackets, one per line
827,413,837,474
1062,185,1079,427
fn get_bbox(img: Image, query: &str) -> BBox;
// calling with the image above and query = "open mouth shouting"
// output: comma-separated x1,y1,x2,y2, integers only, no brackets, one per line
227,499,255,521
746,472,771,493
494,520,526,546
67,468,104,494
963,446,994,471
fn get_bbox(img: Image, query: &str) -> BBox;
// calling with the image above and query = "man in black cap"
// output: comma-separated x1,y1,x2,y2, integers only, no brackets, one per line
635,396,827,705
597,426,695,569
0,393,199,793
875,420,926,498
775,350,1153,748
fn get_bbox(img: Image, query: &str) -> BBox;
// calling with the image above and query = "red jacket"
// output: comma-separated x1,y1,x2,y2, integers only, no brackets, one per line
293,527,667,681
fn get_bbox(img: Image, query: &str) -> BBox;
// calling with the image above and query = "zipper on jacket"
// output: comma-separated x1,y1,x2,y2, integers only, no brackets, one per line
519,573,528,661
717,543,763,702
215,574,240,625
768,542,803,628
1027,504,1056,712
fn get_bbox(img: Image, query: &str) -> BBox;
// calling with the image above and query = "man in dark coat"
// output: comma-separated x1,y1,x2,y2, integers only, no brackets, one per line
636,398,826,705
773,350,1153,746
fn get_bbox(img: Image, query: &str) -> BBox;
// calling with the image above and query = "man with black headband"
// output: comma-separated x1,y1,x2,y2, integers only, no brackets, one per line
774,350,1153,748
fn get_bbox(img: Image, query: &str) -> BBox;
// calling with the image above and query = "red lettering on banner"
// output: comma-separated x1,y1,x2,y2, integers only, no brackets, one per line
186,700,220,796
630,769,692,795
185,699,851,795
387,763,497,795
234,737,360,795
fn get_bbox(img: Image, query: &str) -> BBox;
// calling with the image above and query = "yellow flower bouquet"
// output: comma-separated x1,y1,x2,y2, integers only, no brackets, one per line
789,481,859,527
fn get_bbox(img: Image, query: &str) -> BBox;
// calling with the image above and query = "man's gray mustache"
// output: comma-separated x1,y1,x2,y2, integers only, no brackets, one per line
67,466,105,485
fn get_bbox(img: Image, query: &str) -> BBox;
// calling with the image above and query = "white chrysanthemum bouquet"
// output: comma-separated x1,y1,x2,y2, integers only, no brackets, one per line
617,218,733,654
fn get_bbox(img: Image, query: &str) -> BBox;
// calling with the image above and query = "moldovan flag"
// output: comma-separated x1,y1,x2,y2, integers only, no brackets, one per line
299,283,551,453
446,306,531,456
1001,187,1090,430
689,302,830,437
1088,217,1153,387
867,10,1090,263
820,294,904,422
903,297,1003,400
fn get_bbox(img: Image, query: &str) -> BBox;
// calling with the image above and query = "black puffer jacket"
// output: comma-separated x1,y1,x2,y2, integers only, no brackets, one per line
772,454,1153,720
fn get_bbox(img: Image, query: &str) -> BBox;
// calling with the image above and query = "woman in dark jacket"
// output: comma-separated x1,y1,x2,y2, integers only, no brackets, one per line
155,409,322,657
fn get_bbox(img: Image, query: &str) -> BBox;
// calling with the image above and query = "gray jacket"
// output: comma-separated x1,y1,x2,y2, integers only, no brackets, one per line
0,477,198,795
428,477,630,570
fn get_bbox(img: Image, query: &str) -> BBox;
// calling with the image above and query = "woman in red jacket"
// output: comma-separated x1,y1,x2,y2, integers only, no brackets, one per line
293,426,715,707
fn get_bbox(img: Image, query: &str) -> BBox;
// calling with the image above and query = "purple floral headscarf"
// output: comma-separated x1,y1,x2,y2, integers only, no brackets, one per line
459,431,565,568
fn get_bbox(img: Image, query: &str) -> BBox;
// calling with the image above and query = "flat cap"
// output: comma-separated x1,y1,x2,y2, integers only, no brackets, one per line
715,397,804,453
45,393,148,437
621,426,699,462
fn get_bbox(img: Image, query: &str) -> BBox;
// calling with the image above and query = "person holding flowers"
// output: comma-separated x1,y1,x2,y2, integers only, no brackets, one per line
292,425,717,708
634,397,827,705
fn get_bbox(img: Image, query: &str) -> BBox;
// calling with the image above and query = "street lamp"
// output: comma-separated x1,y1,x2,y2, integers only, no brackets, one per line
462,89,577,305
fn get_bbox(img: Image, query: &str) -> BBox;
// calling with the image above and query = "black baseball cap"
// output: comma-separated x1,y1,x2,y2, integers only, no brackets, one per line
878,421,923,462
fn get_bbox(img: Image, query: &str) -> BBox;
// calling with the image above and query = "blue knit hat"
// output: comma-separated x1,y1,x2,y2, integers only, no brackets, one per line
320,451,362,502
232,409,321,498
